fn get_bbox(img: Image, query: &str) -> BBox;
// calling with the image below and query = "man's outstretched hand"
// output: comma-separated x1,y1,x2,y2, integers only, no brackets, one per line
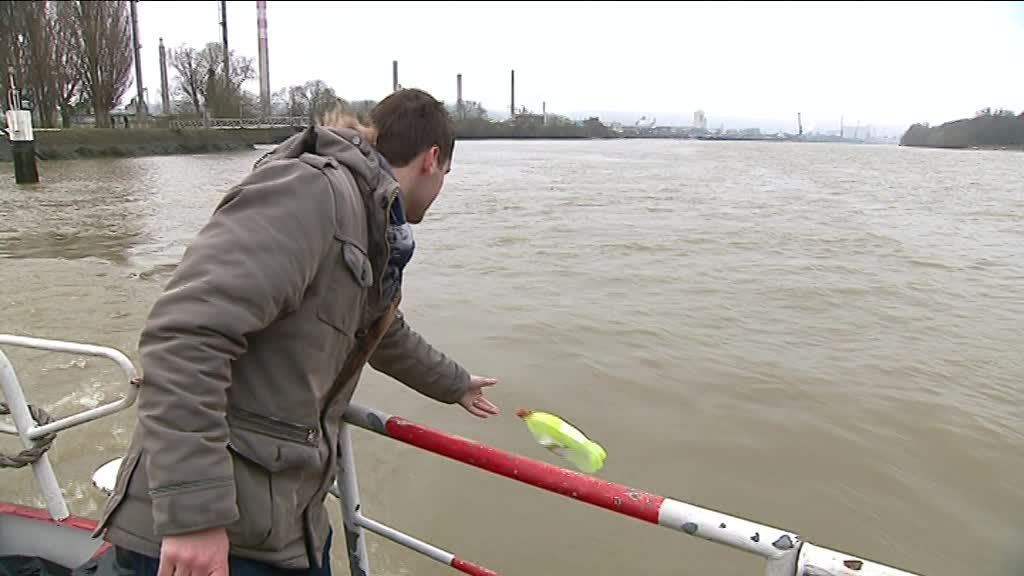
458,375,500,418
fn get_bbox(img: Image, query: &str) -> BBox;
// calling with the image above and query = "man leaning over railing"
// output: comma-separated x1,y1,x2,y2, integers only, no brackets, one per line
92,89,500,576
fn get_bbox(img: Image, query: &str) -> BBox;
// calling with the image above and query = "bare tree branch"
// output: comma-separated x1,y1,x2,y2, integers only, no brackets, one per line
77,0,133,128
198,42,255,117
21,2,59,127
170,41,254,117
171,44,203,115
53,1,84,127
282,80,339,124
0,1,21,113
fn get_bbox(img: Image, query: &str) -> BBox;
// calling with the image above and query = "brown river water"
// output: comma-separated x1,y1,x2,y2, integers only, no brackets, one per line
0,141,1021,576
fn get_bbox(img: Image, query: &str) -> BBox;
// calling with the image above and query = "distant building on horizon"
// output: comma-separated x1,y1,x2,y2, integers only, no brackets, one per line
693,109,707,131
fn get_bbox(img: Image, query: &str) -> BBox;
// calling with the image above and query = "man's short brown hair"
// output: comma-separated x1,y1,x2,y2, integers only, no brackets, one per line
371,89,455,168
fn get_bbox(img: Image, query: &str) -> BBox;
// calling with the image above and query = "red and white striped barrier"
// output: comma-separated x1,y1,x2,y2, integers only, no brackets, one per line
341,403,921,576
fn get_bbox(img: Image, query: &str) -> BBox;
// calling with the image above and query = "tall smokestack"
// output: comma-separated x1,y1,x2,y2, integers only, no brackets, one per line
510,69,515,118
257,0,270,116
392,60,398,92
220,1,229,79
542,101,546,124
797,112,803,136
456,73,463,119
159,38,170,115
130,0,145,123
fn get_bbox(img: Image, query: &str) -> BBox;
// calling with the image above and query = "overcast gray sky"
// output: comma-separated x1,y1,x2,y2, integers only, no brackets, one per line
135,1,1024,131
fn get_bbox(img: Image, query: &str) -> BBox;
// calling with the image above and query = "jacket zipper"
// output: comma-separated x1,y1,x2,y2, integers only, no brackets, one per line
378,185,399,299
228,407,319,446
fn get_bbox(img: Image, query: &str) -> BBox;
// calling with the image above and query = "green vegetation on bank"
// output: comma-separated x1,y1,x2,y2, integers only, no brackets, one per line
901,109,1024,149
0,128,297,162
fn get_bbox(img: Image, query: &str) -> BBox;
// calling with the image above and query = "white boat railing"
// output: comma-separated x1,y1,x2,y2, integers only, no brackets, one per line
0,335,139,520
0,335,923,576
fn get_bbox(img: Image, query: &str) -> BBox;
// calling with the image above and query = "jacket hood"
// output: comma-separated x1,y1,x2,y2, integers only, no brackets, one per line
255,125,391,190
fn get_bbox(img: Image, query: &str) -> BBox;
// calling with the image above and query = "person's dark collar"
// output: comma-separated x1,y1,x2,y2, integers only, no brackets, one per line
375,151,396,180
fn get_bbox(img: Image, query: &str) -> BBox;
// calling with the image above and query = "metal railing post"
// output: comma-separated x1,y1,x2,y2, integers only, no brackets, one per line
0,349,69,520
338,422,370,576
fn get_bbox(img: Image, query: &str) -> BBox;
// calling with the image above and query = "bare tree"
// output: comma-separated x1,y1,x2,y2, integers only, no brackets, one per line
308,81,338,124
286,85,307,117
171,41,254,117
0,2,23,114
0,2,83,127
171,44,203,115
19,2,60,127
238,90,261,118
198,42,255,117
77,0,133,128
52,1,84,127
269,87,288,116
284,80,338,124
0,2,13,100
0,2,53,124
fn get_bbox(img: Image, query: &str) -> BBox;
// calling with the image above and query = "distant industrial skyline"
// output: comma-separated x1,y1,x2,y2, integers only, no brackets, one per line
134,1,1024,132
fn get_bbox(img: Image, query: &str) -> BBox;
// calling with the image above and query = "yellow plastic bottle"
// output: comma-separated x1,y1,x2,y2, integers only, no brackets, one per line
517,409,607,474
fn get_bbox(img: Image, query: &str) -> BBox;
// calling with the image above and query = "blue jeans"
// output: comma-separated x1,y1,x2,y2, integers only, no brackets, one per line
116,532,333,576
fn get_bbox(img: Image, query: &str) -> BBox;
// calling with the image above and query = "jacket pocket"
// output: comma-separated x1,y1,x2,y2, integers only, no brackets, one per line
228,407,320,458
226,412,323,552
317,239,370,336
226,442,274,549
